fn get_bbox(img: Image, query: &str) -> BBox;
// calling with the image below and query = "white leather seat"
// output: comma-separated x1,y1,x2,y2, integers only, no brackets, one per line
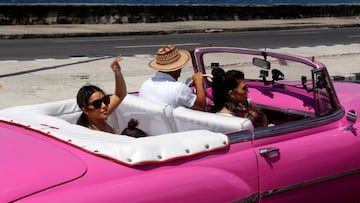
3,94,254,136
1,98,82,124
2,94,175,136
172,106,254,133
110,94,176,136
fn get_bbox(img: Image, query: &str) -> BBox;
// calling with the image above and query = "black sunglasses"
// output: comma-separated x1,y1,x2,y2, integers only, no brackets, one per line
243,85,248,92
88,95,110,109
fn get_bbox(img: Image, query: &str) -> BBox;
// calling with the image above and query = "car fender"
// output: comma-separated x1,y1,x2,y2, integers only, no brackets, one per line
23,166,256,203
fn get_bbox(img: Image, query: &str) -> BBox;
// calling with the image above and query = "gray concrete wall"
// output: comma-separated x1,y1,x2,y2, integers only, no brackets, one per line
0,4,359,25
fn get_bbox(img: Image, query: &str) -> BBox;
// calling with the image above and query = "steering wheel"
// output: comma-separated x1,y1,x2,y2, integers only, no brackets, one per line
186,74,213,87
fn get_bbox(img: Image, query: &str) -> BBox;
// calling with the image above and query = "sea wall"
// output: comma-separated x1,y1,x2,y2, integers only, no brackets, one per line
0,4,359,25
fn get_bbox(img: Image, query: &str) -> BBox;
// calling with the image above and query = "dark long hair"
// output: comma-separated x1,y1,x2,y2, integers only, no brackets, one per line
76,85,106,127
211,68,244,112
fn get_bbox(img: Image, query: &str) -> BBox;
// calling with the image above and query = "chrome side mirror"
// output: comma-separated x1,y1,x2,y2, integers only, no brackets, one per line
344,110,357,135
347,109,357,123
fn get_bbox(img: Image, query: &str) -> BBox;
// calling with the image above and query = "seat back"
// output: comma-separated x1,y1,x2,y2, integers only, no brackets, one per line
109,94,176,136
2,95,175,136
5,94,253,135
172,106,254,133
2,99,82,124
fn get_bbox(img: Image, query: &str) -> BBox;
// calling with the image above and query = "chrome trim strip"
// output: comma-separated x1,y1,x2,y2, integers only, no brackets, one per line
231,193,259,203
260,167,360,198
229,130,253,144
254,108,344,139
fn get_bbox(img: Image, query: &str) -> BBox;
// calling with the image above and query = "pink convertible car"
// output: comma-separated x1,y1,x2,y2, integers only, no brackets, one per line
1,47,359,203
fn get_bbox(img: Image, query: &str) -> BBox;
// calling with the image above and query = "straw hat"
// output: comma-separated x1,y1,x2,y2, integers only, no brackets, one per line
149,44,190,72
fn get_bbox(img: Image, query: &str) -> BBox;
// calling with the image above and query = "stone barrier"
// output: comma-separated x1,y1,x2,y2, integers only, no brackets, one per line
0,4,359,25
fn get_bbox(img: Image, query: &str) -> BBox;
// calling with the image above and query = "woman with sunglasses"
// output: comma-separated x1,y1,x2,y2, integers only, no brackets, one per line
211,67,250,117
76,55,127,134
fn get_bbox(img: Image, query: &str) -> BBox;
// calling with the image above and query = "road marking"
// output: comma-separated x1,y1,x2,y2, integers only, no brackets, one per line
52,38,134,43
114,43,201,49
0,60,18,63
279,31,319,35
70,56,90,59
349,35,360,38
34,58,56,62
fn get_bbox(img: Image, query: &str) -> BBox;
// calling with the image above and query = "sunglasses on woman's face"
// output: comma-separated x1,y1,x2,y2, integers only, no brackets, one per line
88,95,110,109
242,85,248,92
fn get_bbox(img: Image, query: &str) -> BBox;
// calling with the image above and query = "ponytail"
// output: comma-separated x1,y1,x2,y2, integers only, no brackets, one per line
212,68,227,112
76,112,89,127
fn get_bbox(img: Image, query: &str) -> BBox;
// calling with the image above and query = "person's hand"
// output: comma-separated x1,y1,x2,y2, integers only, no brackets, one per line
192,72,203,85
111,55,123,73
191,72,206,111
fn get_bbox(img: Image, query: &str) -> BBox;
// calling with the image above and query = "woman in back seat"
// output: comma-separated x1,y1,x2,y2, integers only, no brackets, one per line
76,55,127,134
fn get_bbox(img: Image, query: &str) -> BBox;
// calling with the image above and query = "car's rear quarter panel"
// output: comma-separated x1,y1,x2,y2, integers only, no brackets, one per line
12,128,259,203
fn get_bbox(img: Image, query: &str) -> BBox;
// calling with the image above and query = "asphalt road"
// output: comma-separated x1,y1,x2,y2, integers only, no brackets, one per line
0,27,359,60
0,22,359,108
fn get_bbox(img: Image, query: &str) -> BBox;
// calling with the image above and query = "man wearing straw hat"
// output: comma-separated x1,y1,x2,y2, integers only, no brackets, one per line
139,44,206,111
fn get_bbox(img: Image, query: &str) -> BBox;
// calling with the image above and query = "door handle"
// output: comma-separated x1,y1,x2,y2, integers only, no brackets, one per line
259,147,279,157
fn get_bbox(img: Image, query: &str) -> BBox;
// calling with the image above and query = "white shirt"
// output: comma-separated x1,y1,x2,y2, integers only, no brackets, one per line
139,72,196,108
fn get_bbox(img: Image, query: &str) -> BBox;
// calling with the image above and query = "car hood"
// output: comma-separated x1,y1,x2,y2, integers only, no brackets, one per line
333,81,360,111
0,122,87,202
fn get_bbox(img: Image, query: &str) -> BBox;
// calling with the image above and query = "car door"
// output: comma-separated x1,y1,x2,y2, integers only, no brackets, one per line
253,117,360,203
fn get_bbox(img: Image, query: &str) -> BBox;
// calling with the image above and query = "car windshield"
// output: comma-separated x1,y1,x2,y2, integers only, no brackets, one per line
195,47,340,119
202,52,313,88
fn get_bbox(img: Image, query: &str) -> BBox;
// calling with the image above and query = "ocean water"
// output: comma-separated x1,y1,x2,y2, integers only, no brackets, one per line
1,0,359,4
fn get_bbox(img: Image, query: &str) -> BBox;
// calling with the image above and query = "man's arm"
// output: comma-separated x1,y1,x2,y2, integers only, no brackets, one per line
191,72,206,111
